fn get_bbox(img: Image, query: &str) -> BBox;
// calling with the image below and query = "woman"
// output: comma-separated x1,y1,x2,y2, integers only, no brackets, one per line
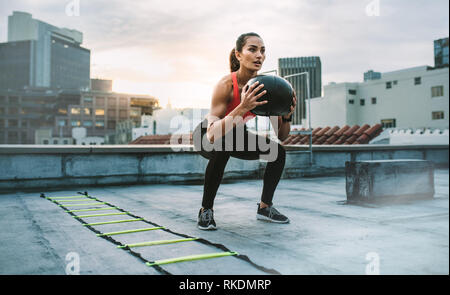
197,32,296,230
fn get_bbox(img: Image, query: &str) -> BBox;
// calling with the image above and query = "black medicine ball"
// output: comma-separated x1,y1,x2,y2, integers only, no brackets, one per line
247,75,294,116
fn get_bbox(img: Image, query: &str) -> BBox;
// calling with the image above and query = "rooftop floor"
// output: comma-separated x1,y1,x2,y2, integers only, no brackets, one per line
1,169,448,275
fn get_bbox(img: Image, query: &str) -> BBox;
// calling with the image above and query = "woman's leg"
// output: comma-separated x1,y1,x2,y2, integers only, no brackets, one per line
201,151,231,210
230,138,286,207
260,144,286,207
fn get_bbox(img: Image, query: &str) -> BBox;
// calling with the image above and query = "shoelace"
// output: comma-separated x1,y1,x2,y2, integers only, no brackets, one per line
201,209,213,222
268,206,281,218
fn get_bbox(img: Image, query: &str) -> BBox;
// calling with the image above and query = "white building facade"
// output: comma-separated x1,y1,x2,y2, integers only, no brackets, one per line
309,65,449,129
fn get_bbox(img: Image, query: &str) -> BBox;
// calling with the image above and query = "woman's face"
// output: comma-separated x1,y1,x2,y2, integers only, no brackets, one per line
236,36,265,71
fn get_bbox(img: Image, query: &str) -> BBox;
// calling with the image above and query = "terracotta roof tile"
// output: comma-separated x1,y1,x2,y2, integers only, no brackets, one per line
130,124,383,146
282,124,383,146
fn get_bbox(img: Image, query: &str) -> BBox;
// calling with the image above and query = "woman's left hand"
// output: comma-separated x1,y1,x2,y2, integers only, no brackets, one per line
282,93,297,121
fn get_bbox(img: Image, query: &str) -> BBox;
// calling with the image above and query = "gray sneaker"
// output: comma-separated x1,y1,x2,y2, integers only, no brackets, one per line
198,208,217,230
256,203,290,223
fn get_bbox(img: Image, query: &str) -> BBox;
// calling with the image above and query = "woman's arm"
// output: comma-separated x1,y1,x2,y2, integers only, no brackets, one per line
206,77,267,144
271,94,297,142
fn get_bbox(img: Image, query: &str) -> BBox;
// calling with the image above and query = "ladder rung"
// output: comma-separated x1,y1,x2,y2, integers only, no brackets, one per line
46,196,89,199
83,218,144,226
74,212,128,218
60,202,107,207
118,237,198,249
55,198,96,203
97,227,164,237
146,251,238,267
66,207,117,213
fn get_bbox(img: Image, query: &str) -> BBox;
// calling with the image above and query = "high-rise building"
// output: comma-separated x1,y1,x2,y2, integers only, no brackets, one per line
434,37,449,68
278,57,321,125
0,11,90,90
364,70,382,82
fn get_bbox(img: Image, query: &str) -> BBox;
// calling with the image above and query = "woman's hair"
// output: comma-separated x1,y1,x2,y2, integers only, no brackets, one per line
229,32,261,72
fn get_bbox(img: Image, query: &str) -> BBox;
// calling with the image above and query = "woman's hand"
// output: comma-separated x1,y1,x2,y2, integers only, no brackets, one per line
239,81,268,113
282,92,297,121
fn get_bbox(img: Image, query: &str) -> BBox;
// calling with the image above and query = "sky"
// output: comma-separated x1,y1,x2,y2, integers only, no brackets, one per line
0,0,448,108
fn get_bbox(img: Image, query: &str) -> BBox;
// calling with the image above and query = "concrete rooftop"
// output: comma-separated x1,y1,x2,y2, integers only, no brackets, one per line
0,169,448,275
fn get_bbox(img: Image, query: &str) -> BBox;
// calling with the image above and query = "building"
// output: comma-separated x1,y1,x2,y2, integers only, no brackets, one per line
278,57,322,125
434,37,449,68
0,11,90,90
308,65,449,129
364,70,381,82
0,85,159,144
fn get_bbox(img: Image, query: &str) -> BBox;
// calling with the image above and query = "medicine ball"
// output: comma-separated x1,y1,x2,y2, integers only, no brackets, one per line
247,75,294,116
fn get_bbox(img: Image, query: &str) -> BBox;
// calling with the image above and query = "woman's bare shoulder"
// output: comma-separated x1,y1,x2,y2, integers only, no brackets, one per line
211,73,233,101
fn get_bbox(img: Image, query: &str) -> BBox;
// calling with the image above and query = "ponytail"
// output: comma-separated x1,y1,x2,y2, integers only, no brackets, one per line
229,48,240,72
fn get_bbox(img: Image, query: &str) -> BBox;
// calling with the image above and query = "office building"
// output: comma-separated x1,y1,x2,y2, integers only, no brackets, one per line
278,57,322,125
0,11,90,90
0,86,159,144
364,70,382,82
434,37,449,68
308,65,449,129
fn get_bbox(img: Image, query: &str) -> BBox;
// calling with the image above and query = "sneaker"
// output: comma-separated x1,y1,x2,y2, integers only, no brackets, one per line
197,208,217,230
256,203,290,223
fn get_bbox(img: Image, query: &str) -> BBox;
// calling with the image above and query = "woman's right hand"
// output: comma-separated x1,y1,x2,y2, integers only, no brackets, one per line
239,81,268,112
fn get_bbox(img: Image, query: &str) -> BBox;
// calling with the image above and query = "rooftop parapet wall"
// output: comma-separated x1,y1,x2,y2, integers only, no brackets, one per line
0,144,448,193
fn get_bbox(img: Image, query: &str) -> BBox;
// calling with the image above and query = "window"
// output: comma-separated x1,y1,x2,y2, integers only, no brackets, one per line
53,139,58,144
63,140,69,145
9,96,19,104
43,139,49,145
108,97,116,106
386,82,392,89
58,120,66,126
9,107,18,115
83,120,93,127
349,99,354,104
348,89,357,95
108,110,116,118
95,120,105,128
414,77,421,85
95,97,105,105
371,97,377,104
393,80,398,85
381,119,396,128
360,99,365,106
130,109,140,117
119,97,128,106
95,109,105,116
84,108,91,115
431,86,444,97
119,110,127,118
71,120,81,127
58,108,67,115
432,111,444,120
8,119,18,127
71,107,81,115
107,120,116,129
0,107,3,115
83,96,93,103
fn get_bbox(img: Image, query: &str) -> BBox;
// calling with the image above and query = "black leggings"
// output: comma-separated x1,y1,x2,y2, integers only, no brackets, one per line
193,119,286,209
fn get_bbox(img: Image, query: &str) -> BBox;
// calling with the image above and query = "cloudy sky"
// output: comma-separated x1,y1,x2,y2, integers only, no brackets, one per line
0,0,448,108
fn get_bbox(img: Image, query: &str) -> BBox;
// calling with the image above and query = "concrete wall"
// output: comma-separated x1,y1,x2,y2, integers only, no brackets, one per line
0,144,448,193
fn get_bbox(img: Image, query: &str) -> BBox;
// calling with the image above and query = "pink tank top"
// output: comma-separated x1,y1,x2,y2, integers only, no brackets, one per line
225,72,256,123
